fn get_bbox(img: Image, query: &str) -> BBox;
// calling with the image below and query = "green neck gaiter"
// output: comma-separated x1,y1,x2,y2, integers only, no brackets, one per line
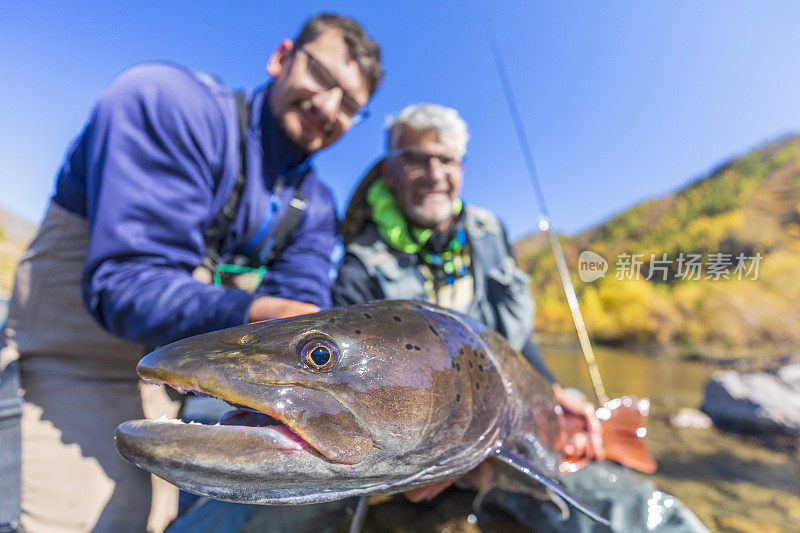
367,176,463,260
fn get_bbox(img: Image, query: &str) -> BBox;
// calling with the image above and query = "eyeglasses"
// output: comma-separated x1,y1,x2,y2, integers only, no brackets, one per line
297,48,370,125
387,148,463,174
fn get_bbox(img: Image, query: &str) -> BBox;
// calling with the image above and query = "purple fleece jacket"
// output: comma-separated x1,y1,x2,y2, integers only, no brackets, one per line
52,63,338,346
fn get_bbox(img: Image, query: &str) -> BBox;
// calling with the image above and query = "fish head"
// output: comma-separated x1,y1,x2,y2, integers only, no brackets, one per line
115,300,509,504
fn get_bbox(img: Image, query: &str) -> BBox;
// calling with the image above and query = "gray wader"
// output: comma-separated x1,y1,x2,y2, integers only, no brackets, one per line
0,202,180,533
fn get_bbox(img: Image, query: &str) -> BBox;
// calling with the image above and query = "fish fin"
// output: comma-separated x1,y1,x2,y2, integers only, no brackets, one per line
545,487,571,521
492,447,610,526
599,396,657,474
470,480,497,513
348,495,369,533
559,395,657,475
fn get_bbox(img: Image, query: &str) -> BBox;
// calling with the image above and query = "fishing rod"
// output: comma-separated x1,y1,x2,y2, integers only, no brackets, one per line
484,21,609,405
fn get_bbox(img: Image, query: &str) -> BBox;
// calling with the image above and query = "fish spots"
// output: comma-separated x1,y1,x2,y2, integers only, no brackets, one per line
329,318,336,324
354,330,362,335
468,361,473,369
455,362,461,372
475,382,480,390
413,345,421,351
456,393,461,402
363,313,372,319
428,325,439,336
392,316,402,323
406,343,414,350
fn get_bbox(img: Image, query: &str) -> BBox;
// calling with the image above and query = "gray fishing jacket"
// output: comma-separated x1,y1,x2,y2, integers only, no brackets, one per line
334,206,534,352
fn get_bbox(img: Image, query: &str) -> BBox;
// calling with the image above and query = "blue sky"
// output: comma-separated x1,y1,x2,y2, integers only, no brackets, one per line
2,1,799,239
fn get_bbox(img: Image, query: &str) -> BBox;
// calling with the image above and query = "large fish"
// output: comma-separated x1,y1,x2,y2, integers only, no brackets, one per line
115,301,645,524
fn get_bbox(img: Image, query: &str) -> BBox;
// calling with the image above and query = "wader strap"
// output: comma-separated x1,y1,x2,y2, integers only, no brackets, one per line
202,91,250,269
0,360,22,532
261,182,308,268
201,91,309,271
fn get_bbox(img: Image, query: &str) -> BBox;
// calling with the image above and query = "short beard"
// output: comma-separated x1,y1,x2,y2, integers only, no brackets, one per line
405,202,453,230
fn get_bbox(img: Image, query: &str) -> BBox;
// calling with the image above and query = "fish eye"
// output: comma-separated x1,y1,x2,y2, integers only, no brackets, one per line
301,339,339,372
238,334,255,345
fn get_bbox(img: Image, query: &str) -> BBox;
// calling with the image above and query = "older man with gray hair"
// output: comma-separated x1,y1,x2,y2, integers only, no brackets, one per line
333,103,708,532
336,102,557,377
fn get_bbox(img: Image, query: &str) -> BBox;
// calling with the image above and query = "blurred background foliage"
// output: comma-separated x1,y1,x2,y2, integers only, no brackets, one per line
515,135,800,356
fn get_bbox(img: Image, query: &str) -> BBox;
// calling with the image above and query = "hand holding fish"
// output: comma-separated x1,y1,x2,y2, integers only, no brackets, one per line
248,296,319,322
554,384,606,470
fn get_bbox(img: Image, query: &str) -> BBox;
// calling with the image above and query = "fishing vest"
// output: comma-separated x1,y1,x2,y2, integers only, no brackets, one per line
346,206,534,351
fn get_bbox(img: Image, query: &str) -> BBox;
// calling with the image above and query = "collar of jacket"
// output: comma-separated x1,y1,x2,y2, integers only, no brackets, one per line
249,82,313,189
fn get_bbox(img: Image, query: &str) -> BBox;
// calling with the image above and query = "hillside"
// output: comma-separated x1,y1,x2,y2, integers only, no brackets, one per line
0,205,36,298
515,134,800,354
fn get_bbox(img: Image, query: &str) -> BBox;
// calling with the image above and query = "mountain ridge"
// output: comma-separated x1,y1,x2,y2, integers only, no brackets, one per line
515,133,800,353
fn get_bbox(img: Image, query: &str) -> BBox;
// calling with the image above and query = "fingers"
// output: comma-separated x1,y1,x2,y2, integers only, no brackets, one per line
553,384,606,462
582,403,606,461
274,300,320,320
402,477,458,502
248,296,319,322
563,430,587,457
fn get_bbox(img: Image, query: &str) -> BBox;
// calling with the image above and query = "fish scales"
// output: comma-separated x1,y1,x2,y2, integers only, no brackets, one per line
114,300,603,522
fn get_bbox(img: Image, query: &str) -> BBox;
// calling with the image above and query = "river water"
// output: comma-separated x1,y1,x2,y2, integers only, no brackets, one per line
542,345,800,533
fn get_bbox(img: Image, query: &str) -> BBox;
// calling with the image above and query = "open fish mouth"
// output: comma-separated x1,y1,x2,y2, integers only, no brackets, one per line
114,333,375,481
164,381,315,453
116,375,373,468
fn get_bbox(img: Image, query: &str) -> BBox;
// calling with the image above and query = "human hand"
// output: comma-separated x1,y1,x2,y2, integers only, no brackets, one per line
248,296,319,322
554,384,605,464
402,477,461,502
402,461,496,502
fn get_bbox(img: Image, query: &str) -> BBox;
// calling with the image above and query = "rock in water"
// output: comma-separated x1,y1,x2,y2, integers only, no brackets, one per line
777,364,800,393
700,370,800,436
669,408,712,429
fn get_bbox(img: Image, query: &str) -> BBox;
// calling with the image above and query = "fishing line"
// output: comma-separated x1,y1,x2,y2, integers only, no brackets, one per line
484,18,609,404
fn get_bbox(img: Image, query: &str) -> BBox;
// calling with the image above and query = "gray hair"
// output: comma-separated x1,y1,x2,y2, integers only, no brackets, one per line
385,104,469,160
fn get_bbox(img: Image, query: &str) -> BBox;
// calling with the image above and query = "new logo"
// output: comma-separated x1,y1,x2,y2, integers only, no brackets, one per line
578,251,607,282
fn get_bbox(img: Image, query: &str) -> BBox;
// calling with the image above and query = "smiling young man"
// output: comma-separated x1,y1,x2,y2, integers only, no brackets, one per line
0,13,382,533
